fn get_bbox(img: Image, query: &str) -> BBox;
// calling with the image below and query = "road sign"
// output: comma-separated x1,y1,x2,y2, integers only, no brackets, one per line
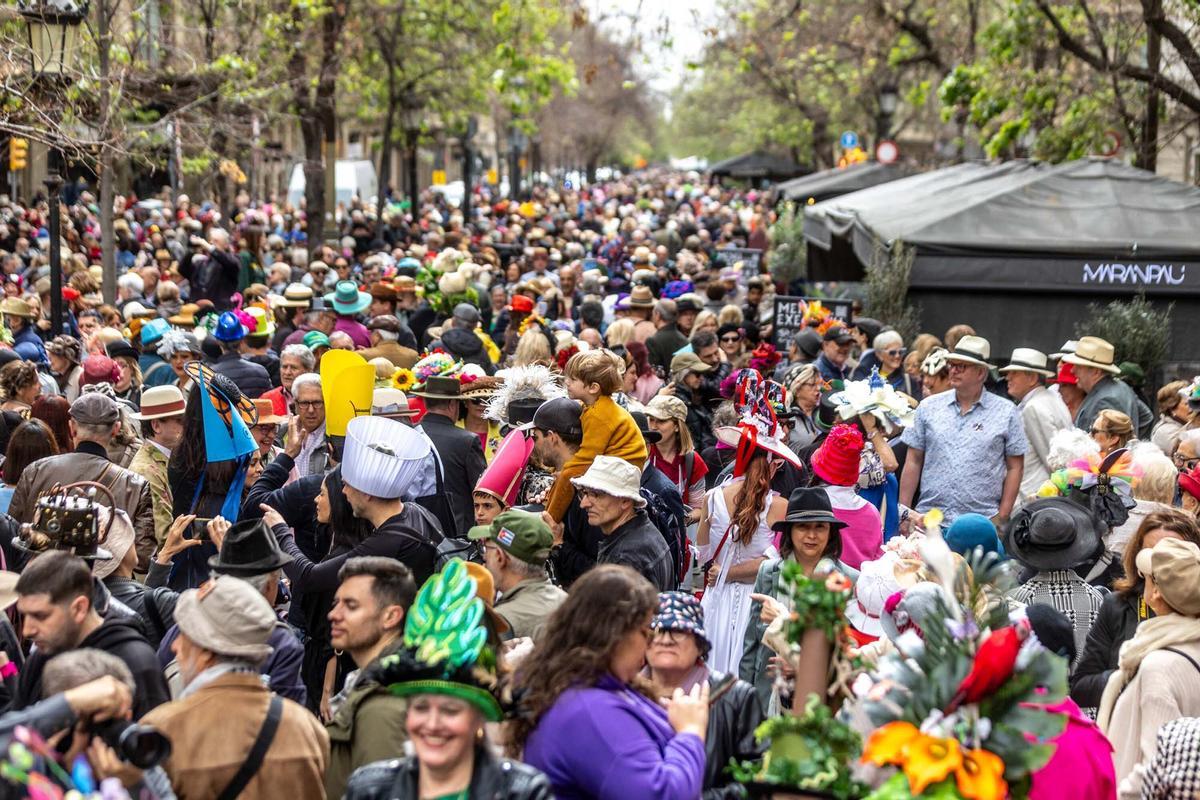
876,140,900,165
840,131,859,149
431,170,446,186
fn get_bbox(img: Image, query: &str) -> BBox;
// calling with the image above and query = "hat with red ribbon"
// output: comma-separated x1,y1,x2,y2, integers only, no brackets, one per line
715,369,803,476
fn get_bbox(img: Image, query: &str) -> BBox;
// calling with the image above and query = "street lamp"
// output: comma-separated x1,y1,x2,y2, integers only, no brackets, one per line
508,127,528,200
877,84,899,145
21,0,88,337
400,101,423,215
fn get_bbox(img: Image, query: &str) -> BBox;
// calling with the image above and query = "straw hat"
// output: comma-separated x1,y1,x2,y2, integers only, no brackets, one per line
1062,336,1121,374
132,385,187,421
943,335,991,369
998,348,1054,378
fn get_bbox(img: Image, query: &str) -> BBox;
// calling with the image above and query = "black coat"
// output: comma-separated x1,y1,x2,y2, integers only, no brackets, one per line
704,672,766,799
344,746,552,800
212,351,273,399
1070,589,1140,709
646,324,688,373
420,413,487,539
179,248,240,310
550,494,604,589
596,510,673,592
243,452,327,562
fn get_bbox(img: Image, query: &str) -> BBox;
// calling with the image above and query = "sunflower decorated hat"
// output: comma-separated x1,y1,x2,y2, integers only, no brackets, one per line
367,559,503,721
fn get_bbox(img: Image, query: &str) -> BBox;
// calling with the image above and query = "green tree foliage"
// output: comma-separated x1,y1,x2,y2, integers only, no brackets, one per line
1075,293,1173,381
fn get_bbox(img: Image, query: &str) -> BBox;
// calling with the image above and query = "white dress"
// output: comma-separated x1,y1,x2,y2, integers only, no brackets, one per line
699,478,779,673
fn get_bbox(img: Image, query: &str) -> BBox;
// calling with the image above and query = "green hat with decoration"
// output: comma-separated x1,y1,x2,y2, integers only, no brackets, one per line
364,559,503,721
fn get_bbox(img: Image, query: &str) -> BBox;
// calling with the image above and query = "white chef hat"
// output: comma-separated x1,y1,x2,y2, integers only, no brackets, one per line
343,416,432,499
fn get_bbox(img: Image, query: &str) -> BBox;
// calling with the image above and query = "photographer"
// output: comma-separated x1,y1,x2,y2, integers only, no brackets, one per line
39,649,176,799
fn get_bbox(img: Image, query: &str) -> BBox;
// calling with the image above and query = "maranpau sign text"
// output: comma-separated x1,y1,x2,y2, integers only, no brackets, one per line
1081,262,1187,286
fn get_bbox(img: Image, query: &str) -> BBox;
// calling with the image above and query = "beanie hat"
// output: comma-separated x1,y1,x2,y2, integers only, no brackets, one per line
945,513,1005,558
811,423,863,487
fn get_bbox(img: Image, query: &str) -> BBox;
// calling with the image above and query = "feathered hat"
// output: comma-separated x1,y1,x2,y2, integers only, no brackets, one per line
483,364,567,427
715,369,803,474
368,559,503,721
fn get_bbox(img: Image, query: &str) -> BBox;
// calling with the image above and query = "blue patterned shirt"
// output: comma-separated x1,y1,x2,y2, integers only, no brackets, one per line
902,389,1028,520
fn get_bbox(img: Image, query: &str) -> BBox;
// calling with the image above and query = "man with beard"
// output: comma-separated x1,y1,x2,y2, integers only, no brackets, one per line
14,550,168,717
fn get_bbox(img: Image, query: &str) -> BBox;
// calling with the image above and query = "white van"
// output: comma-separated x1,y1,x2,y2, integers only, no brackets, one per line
287,160,379,207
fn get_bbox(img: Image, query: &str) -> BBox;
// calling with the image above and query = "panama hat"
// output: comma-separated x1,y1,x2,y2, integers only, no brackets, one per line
998,348,1054,378
273,283,314,308
1062,336,1121,374
944,335,992,369
132,385,187,420
323,280,372,315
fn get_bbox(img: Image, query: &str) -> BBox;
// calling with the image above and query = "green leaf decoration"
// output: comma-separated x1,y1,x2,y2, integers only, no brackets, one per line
404,559,488,672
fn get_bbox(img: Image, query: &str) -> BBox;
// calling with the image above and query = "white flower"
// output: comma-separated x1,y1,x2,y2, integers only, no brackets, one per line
851,672,875,698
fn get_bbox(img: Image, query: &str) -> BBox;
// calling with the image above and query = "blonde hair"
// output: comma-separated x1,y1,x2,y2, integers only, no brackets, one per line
904,333,943,375
513,330,552,367
690,310,719,339
1095,409,1134,446
717,304,744,326
564,349,624,394
604,318,635,349
1158,380,1189,415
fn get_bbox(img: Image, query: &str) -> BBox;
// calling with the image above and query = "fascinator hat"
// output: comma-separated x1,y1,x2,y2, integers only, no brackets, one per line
715,369,803,475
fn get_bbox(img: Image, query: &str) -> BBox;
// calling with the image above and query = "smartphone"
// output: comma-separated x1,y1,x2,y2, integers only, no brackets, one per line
188,518,212,541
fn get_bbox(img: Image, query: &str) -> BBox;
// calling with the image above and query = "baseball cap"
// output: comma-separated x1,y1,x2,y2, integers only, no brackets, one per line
823,325,854,344
468,510,553,564
70,393,120,426
453,303,482,326
670,352,714,376
531,397,583,439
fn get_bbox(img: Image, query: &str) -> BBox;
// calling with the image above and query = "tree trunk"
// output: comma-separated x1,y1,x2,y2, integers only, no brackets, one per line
378,77,396,212
586,158,597,185
1138,0,1162,171
301,118,325,259
97,0,116,304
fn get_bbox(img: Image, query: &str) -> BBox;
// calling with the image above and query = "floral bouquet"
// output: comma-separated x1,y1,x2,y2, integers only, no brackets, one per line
849,512,1069,800
828,368,917,430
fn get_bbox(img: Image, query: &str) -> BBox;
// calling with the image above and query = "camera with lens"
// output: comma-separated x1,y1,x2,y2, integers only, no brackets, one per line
89,719,172,769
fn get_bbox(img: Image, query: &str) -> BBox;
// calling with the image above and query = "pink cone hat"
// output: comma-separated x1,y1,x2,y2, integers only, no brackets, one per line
474,428,535,508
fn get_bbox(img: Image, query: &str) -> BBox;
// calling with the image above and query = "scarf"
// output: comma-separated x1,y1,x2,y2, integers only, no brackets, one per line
180,661,262,699
1097,612,1200,730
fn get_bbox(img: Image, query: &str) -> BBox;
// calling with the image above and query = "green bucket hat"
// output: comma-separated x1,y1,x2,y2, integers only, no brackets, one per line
303,330,331,350
468,509,553,564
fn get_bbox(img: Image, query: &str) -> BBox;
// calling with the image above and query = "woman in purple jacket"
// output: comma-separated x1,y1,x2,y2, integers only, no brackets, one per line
512,564,710,800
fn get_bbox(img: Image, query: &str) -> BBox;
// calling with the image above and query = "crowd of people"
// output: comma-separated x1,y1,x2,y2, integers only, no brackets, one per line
0,173,1194,799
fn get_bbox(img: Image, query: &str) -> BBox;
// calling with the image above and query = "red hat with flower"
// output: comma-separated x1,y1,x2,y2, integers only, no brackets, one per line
812,423,864,487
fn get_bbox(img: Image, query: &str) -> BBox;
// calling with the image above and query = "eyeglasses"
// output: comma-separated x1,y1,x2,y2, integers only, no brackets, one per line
883,348,906,357
947,363,972,373
720,335,740,344
296,400,325,410
1090,427,1109,436
1174,455,1199,471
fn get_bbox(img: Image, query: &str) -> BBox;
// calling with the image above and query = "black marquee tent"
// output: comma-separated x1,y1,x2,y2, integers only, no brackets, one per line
775,161,909,204
708,151,808,185
803,158,1200,366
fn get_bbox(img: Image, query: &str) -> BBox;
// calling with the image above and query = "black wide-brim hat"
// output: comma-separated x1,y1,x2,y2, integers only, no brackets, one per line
1003,497,1105,572
208,517,294,576
772,487,848,534
410,375,463,400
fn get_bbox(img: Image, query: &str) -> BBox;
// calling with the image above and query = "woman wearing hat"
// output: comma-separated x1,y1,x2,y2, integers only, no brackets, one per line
739,487,852,710
105,339,143,406
645,591,765,798
918,347,951,400
0,361,40,418
1099,537,1200,797
514,565,709,800
1072,509,1200,710
343,561,551,800
458,374,502,461
698,370,802,674
808,423,884,569
645,395,707,519
45,335,83,402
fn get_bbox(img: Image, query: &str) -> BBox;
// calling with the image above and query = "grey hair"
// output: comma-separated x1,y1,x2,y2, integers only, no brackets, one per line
508,556,548,580
1180,429,1200,451
73,420,115,444
117,272,144,294
280,344,315,370
235,568,282,596
874,330,904,350
374,329,398,343
328,331,354,349
292,373,322,395
655,300,677,323
43,648,134,696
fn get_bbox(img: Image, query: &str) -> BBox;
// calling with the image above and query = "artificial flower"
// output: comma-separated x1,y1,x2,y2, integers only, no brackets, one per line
862,720,919,767
825,571,853,593
955,748,1007,800
902,733,962,795
391,368,415,391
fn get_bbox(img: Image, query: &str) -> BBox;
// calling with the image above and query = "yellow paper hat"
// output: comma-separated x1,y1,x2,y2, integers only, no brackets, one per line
321,350,375,437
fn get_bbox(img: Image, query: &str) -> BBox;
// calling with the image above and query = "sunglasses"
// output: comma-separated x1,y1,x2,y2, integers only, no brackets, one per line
1089,427,1109,436
720,335,740,344
882,348,906,357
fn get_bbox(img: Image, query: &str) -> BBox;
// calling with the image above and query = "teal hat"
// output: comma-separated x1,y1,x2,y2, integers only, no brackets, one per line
323,280,371,315
303,330,331,350
141,317,171,346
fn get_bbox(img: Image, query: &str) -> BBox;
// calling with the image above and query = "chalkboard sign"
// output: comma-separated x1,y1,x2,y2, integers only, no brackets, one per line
772,296,854,352
712,248,764,287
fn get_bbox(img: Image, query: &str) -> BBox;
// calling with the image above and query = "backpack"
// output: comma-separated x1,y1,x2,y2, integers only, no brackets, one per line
640,474,689,590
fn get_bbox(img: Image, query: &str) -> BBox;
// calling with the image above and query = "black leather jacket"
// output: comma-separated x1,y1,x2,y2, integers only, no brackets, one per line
343,746,553,800
1070,589,1140,709
705,672,766,799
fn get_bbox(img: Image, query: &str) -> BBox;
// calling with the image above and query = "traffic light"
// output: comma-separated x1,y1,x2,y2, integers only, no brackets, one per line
8,139,28,172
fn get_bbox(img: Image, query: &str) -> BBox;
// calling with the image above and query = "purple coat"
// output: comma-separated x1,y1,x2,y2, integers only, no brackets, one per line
334,317,371,349
523,673,705,800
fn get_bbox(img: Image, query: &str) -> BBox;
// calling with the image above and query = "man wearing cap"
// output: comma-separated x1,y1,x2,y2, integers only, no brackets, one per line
470,510,566,640
814,324,854,382
128,385,186,547
573,455,674,591
359,316,418,369
646,299,687,373
210,310,272,398
10,393,157,570
1066,335,1153,439
900,335,1028,525
433,303,497,375
14,551,169,718
1001,348,1073,504
141,576,329,799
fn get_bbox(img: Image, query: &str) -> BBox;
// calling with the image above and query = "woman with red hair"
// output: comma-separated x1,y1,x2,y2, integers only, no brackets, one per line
622,340,663,404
